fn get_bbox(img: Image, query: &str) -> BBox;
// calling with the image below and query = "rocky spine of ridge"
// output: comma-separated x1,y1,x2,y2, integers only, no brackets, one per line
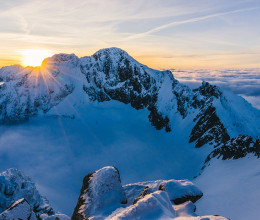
204,135,260,165
189,82,231,148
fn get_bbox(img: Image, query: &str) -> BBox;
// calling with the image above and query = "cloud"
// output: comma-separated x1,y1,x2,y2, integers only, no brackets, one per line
172,68,260,109
127,7,260,40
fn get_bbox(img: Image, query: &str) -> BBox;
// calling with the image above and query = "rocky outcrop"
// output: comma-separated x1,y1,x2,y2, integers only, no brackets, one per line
188,82,230,148
123,179,202,206
72,166,127,220
72,166,227,220
205,135,260,163
0,198,36,220
0,168,54,216
189,105,230,148
158,179,203,205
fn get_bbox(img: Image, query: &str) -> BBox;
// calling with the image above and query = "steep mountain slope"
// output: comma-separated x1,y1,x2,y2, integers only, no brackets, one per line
195,156,260,220
0,47,259,217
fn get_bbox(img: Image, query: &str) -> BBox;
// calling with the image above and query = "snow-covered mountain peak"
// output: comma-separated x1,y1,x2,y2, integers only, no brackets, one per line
0,47,259,150
43,53,79,66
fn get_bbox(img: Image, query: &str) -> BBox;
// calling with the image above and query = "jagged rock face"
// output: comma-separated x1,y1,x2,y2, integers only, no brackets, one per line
0,198,37,220
0,168,54,216
72,166,127,220
188,82,230,148
189,105,230,148
205,135,260,163
123,179,202,206
80,48,173,132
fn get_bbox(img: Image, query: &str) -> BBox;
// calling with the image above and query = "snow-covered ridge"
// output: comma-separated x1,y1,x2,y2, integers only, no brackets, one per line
0,168,53,216
71,166,227,220
0,47,260,151
204,135,260,164
0,167,228,219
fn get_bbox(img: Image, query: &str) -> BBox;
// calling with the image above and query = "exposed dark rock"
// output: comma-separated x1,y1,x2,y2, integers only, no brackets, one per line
189,105,230,148
171,195,203,205
193,81,222,99
205,135,260,164
133,186,151,204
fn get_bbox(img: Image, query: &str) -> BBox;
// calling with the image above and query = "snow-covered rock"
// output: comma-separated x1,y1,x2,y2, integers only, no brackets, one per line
39,213,70,220
159,180,203,205
72,166,127,220
0,198,36,220
108,192,227,220
123,179,202,205
174,201,197,218
173,201,228,219
0,168,54,216
71,167,226,219
109,191,176,220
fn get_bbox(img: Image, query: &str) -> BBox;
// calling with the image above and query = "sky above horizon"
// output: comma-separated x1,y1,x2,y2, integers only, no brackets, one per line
1,0,260,69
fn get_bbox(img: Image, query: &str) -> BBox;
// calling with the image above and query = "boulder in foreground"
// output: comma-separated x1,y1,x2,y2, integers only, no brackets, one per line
72,166,127,220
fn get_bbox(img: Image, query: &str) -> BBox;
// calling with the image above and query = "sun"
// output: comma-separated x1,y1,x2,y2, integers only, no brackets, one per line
21,49,53,67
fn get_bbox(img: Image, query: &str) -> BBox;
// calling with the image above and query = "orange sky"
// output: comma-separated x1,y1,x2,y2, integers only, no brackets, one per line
1,0,260,69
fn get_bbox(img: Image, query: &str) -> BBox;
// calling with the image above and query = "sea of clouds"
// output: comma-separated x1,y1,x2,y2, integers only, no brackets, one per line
171,68,260,110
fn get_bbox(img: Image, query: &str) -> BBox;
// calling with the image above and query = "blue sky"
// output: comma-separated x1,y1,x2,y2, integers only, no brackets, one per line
1,0,260,68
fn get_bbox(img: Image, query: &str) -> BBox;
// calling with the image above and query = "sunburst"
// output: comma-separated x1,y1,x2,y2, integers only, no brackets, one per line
20,49,53,67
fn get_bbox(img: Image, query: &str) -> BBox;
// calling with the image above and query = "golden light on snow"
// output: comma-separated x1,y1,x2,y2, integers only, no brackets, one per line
20,49,53,67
